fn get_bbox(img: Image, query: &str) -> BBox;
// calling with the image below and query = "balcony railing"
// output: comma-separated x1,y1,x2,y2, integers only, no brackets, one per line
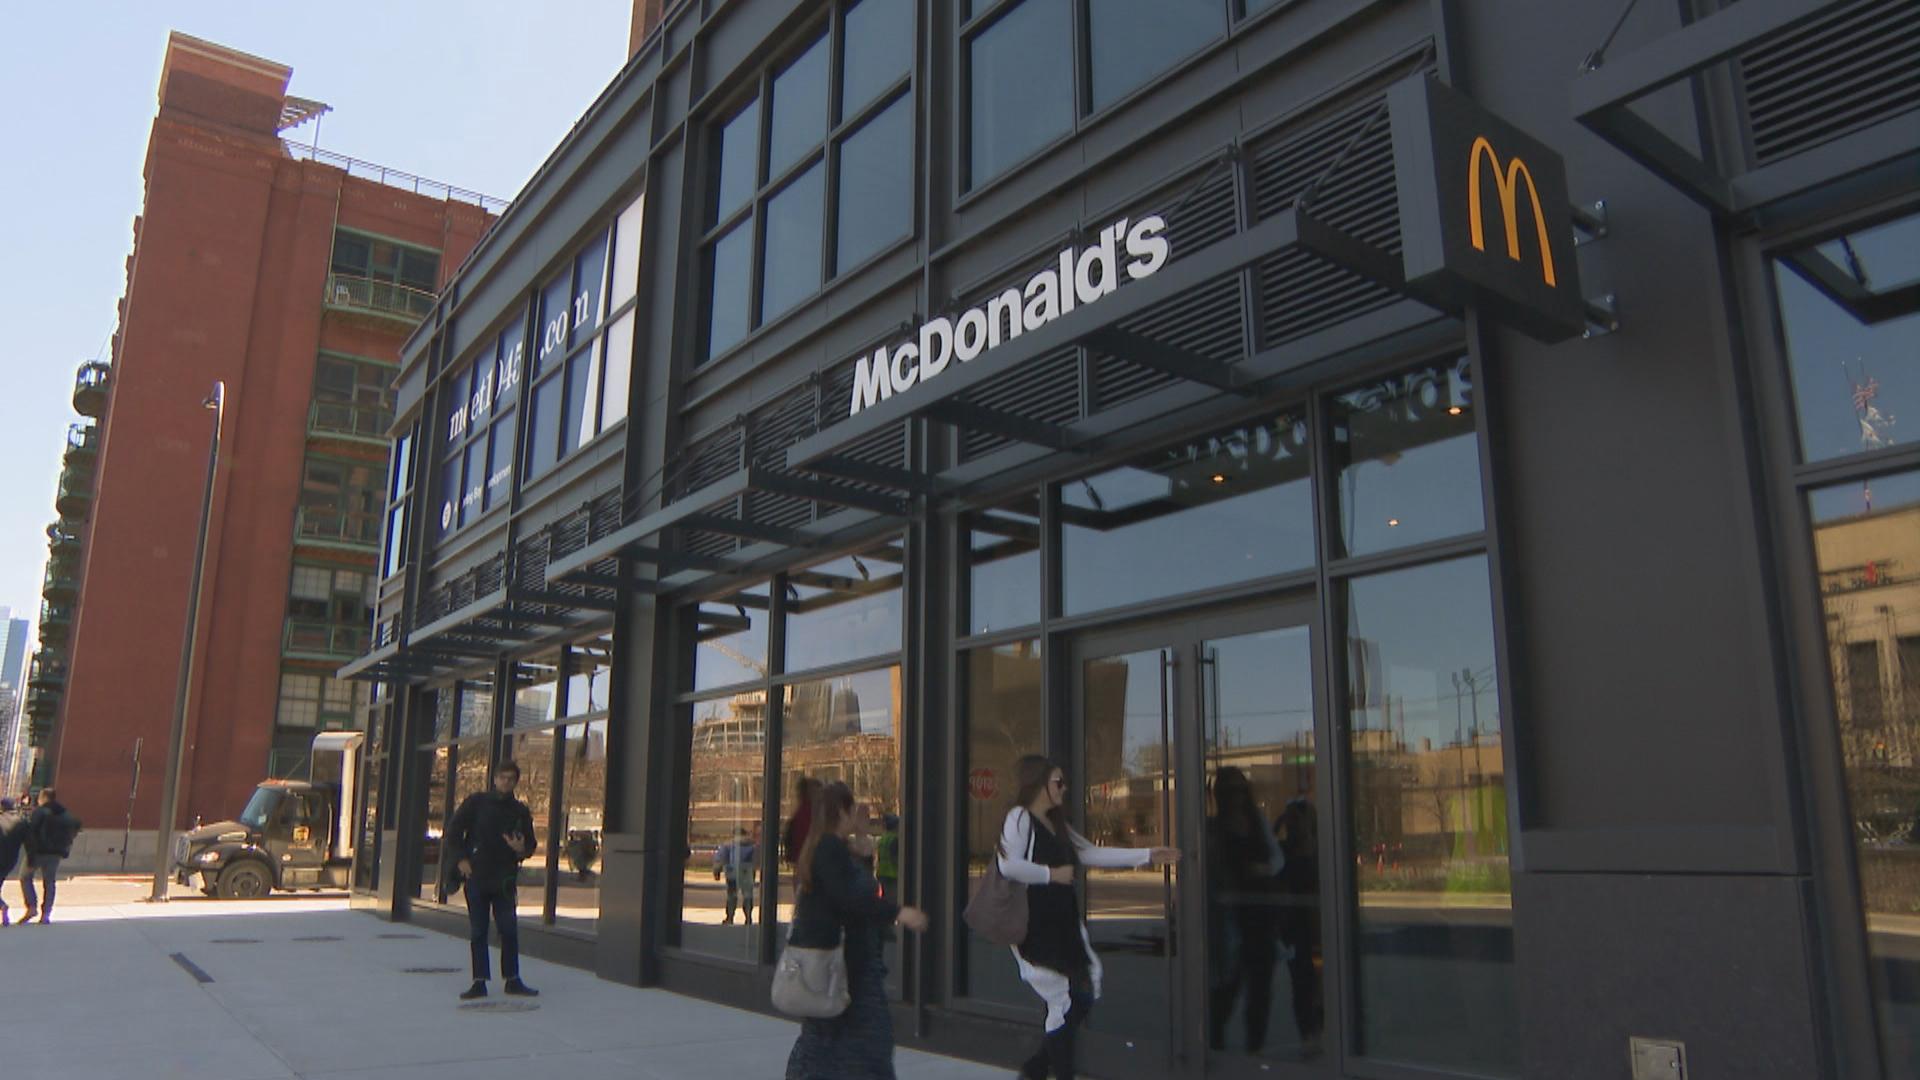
309,400,394,441
283,619,370,659
294,508,382,549
65,422,98,456
325,273,436,322
73,361,110,417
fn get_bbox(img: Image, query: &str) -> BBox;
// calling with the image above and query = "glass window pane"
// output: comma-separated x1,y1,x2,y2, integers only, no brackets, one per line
715,99,761,225
513,654,561,727
835,95,912,275
431,688,456,743
467,355,495,430
695,586,771,692
761,163,826,322
483,414,514,511
777,665,903,981
458,439,485,527
611,194,645,308
967,493,1041,634
526,374,563,480
960,641,1043,1005
706,223,753,360
558,719,608,934
1345,556,1515,1075
785,542,903,672
969,0,1073,186
495,321,527,409
768,35,829,179
442,367,469,453
1774,212,1920,464
600,312,634,431
565,346,602,454
508,728,555,924
537,269,572,376
416,745,449,901
1244,0,1283,14
841,0,912,121
1808,469,1920,1067
436,455,461,542
1063,412,1314,616
1330,357,1482,559
681,694,766,961
572,232,609,345
1088,0,1226,111
459,677,494,740
566,636,613,716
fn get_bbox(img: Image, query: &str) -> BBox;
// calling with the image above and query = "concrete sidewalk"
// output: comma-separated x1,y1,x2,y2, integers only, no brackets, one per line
0,884,1003,1080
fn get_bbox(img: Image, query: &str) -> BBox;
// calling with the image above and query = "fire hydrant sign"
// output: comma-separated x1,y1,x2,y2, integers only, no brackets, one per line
968,768,996,801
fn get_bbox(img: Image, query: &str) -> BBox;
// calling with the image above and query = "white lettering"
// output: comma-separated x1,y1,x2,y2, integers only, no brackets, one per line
918,318,953,383
1125,215,1169,280
849,346,892,415
843,212,1171,417
954,308,989,363
889,343,920,395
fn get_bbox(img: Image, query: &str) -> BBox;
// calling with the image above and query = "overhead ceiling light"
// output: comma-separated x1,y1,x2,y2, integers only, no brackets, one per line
1447,406,1464,416
1387,518,1401,527
1211,473,1227,484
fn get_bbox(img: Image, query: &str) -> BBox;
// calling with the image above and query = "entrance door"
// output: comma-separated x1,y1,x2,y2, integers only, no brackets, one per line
1074,605,1330,1079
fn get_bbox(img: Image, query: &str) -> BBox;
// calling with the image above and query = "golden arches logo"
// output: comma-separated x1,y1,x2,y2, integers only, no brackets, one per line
1467,136,1557,288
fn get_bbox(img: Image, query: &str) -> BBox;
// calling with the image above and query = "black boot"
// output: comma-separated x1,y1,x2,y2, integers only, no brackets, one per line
460,980,487,1000
1043,1026,1076,1080
504,977,539,997
1017,1043,1050,1079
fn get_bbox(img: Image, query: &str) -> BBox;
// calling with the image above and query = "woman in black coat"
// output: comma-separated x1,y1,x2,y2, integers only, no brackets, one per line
785,780,928,1080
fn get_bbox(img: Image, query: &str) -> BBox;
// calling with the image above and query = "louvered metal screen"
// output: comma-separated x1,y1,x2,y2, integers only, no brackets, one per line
1740,0,1920,165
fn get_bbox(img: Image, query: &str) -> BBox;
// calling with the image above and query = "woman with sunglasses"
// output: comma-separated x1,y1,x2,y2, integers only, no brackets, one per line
997,754,1180,1079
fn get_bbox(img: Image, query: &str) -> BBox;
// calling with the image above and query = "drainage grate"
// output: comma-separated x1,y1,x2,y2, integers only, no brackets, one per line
208,938,261,945
458,1001,540,1013
402,966,463,974
378,933,425,940
292,935,344,942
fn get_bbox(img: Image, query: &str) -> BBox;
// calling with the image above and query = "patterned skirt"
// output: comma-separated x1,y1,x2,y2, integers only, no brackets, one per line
784,953,895,1080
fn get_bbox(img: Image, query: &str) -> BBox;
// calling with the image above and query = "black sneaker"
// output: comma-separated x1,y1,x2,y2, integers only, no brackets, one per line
459,981,487,1000
503,978,539,997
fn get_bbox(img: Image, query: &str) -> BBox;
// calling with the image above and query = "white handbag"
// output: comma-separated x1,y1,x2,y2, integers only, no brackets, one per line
770,940,850,1018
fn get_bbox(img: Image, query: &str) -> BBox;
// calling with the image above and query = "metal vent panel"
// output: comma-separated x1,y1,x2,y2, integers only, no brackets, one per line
1091,276,1246,412
960,345,1083,462
1741,0,1920,164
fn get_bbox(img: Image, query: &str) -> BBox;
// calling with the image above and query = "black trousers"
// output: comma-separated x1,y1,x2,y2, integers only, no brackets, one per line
1022,988,1095,1080
464,880,519,981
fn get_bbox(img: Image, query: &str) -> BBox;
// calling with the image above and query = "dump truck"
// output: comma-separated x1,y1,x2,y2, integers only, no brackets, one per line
172,731,364,898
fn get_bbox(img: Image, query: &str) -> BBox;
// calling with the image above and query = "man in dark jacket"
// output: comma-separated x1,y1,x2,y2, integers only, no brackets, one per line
22,788,78,924
446,761,538,1000
0,799,27,927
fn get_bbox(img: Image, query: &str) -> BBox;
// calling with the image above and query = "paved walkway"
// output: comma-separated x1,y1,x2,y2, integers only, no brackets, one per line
0,876,1002,1080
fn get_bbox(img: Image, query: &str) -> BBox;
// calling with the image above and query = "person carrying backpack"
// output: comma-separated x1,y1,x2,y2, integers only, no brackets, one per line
0,798,28,927
22,788,81,924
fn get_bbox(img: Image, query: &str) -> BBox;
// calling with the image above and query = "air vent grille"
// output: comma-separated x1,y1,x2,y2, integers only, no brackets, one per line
1741,0,1920,165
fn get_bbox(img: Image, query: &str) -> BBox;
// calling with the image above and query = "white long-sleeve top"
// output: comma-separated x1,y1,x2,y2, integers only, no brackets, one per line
996,807,1152,884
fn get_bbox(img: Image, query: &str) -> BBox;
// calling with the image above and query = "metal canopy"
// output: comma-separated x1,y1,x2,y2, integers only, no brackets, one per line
1571,0,1920,219
784,209,1315,481
541,463,912,596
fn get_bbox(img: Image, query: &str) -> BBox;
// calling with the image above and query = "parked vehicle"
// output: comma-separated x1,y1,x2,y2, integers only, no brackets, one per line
172,732,363,898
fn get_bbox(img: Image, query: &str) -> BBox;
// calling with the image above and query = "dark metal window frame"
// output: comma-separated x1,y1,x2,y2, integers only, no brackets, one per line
955,0,1297,195
696,1,919,365
938,342,1521,1080
663,537,911,979
437,307,530,541
524,228,642,481
329,225,442,292
1738,191,1920,1080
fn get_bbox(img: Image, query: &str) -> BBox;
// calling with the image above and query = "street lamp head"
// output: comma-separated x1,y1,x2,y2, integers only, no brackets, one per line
202,381,225,410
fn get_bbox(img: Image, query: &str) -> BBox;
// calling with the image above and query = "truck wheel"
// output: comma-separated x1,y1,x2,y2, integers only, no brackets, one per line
217,862,272,899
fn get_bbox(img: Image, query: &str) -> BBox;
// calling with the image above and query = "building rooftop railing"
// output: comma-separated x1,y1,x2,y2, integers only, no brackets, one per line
284,141,509,215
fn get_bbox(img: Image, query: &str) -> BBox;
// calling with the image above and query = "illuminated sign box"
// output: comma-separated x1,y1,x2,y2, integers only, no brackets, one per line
1389,75,1587,343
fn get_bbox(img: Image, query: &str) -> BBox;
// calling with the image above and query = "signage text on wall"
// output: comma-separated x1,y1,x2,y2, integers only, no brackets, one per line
848,215,1169,416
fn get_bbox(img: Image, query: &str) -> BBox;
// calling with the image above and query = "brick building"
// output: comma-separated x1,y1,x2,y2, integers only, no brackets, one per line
27,32,498,850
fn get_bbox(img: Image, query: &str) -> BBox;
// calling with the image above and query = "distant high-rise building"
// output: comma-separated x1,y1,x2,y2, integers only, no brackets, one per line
0,607,30,791
28,33,498,831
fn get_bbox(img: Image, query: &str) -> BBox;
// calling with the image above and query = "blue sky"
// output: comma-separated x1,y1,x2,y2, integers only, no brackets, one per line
0,1,631,652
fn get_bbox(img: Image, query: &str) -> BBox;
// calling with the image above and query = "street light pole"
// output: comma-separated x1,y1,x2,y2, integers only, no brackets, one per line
149,382,225,902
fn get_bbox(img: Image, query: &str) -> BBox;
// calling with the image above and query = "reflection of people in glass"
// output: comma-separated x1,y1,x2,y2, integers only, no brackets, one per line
999,755,1181,1080
1206,766,1284,1054
875,813,901,901
783,776,822,867
713,826,758,925
1275,796,1324,1045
